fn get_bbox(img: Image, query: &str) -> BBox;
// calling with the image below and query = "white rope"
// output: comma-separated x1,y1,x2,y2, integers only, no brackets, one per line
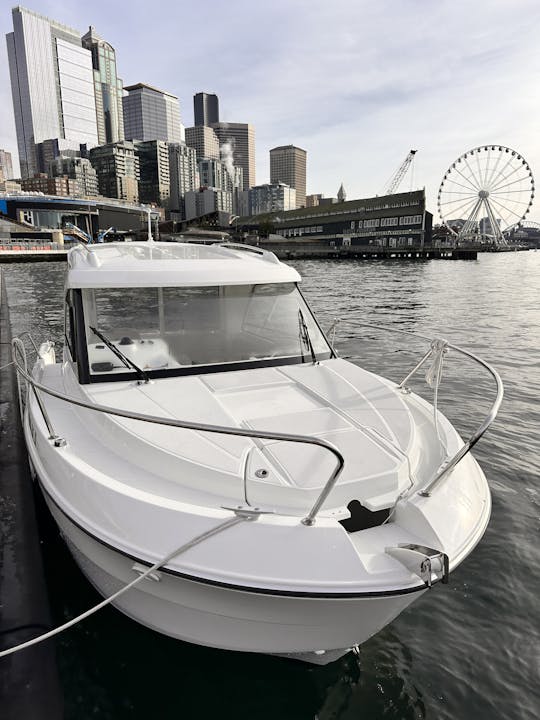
0,514,245,659
0,360,14,371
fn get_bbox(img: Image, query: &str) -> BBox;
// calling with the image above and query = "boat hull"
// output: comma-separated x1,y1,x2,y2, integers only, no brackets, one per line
44,493,425,664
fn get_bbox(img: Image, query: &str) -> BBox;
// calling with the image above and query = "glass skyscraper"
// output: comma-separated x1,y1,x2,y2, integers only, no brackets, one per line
123,83,183,144
193,93,219,126
6,7,98,178
82,26,124,145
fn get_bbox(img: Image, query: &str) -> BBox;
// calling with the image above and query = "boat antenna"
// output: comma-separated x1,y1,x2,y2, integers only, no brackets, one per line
145,205,154,243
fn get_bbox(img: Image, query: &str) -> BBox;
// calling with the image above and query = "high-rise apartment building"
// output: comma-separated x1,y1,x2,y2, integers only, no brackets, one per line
193,93,219,126
168,143,198,215
50,156,99,197
269,145,307,209
185,126,220,162
6,6,98,178
135,140,170,207
89,141,139,203
123,84,182,144
211,123,255,191
82,26,124,145
0,150,14,180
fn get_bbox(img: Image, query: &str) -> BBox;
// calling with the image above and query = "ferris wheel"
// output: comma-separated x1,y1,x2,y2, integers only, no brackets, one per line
438,145,535,245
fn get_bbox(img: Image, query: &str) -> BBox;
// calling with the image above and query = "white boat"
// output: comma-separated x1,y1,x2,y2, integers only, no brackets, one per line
14,241,502,664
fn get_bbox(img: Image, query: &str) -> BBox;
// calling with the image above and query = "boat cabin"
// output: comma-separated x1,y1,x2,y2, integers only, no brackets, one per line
64,242,333,384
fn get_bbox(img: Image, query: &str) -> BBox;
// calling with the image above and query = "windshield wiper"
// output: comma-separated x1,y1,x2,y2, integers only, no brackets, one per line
90,326,149,383
298,309,317,365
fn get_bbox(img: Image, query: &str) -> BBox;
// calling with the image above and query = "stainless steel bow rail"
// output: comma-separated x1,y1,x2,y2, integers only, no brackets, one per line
12,336,343,527
327,318,504,496
12,318,503,526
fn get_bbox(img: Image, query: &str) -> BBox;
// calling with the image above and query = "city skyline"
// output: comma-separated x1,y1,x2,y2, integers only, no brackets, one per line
1,0,540,220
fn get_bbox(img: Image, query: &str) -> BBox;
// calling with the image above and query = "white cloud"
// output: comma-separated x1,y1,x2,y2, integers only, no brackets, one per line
2,0,539,222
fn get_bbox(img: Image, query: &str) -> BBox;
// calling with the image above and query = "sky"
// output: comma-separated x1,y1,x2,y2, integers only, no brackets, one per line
1,0,540,222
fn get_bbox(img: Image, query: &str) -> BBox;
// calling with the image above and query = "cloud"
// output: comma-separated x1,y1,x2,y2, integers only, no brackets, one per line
2,0,540,223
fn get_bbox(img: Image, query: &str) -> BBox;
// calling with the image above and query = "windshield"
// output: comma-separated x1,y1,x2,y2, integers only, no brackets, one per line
81,283,331,380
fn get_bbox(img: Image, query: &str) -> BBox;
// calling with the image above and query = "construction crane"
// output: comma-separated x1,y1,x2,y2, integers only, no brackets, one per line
384,149,417,195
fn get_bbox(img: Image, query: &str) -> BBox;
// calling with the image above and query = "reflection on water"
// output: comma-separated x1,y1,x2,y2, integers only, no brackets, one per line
3,252,540,720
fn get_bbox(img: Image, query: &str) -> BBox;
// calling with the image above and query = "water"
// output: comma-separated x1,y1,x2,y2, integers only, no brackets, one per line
3,252,540,719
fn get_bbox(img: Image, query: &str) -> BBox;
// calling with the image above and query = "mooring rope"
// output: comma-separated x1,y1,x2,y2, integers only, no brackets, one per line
0,514,246,659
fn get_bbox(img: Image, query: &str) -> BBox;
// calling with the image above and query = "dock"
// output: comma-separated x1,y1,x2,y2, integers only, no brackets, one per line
251,242,479,261
0,249,67,263
0,270,63,717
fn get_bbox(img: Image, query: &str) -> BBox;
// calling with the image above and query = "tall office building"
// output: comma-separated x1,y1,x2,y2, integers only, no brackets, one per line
89,141,139,203
168,143,198,215
135,140,170,207
211,123,255,191
193,93,219,126
6,6,98,178
0,150,14,180
123,83,182,144
185,126,220,162
82,26,124,145
270,145,307,209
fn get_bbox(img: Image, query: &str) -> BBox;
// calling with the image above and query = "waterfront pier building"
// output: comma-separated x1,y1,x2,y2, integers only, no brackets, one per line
239,189,432,249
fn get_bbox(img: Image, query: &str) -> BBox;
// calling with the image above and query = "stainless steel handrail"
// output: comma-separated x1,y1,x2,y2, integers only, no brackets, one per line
12,336,344,526
328,318,504,496
12,338,64,446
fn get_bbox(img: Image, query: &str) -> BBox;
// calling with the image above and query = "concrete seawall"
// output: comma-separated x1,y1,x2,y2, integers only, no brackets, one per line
0,270,63,718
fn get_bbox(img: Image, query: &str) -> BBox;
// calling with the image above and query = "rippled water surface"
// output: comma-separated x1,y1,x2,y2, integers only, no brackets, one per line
4,251,540,719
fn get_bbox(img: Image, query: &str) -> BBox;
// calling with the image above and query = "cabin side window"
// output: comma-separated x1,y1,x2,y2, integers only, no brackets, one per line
64,291,76,361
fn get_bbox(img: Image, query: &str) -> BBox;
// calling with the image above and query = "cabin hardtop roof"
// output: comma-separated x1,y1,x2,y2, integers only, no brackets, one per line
66,242,301,288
